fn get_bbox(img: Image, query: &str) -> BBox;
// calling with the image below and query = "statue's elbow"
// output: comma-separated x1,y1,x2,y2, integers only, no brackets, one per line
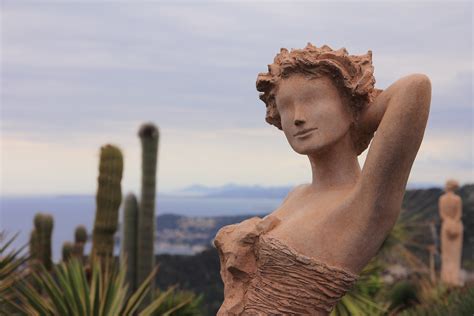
405,73,431,123
411,73,432,105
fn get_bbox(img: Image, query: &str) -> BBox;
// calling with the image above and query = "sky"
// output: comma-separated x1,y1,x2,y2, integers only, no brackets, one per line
1,1,473,195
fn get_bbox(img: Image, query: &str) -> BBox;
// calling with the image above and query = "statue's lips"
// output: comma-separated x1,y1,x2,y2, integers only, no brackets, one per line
294,127,318,137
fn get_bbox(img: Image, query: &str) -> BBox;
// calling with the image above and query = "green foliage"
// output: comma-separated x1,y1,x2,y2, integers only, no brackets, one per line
33,213,54,271
388,280,419,311
398,285,474,316
0,232,28,315
151,289,203,316
331,260,386,316
378,208,432,271
92,144,123,264
154,248,223,315
463,259,474,271
11,258,195,316
121,192,139,292
137,123,159,302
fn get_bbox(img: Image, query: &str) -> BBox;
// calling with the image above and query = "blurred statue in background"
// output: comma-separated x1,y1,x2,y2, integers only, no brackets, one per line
439,179,464,286
214,43,431,315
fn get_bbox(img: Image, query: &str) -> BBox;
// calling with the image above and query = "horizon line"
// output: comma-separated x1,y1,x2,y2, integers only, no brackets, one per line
1,181,468,198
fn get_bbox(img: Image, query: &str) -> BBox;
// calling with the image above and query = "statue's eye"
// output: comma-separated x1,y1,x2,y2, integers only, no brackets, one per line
276,99,293,113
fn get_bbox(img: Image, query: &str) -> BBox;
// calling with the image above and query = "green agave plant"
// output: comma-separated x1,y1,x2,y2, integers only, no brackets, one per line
0,232,29,314
151,289,203,316
11,258,195,316
331,260,386,316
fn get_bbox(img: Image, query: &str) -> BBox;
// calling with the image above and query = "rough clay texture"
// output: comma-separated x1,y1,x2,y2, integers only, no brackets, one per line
439,180,463,286
215,43,431,315
214,216,357,315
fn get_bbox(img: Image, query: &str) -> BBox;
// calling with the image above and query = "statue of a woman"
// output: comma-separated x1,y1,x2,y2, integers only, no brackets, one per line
214,43,431,315
439,179,463,286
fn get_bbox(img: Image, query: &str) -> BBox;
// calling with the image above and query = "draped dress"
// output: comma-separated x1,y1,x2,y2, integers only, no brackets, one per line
214,215,358,315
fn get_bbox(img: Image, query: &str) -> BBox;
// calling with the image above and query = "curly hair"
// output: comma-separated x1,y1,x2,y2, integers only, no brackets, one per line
256,43,380,155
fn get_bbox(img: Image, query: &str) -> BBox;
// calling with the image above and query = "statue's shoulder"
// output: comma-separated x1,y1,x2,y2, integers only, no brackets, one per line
213,215,281,249
213,217,262,248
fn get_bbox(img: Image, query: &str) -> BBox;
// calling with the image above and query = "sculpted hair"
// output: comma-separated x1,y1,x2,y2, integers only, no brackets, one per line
256,43,380,155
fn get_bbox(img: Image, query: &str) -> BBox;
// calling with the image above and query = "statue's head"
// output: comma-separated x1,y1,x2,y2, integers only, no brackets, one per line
445,179,459,192
256,43,379,156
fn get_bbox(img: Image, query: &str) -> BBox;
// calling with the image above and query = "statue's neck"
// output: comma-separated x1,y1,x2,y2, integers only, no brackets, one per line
308,136,361,191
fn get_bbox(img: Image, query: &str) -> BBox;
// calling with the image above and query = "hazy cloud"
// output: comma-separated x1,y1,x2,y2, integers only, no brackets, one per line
1,1,472,194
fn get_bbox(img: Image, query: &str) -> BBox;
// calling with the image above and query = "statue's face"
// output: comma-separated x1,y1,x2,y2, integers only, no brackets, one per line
275,74,354,155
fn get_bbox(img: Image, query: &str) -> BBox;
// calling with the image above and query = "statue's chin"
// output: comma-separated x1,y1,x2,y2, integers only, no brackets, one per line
287,131,355,157
290,143,331,157
287,139,323,156
292,146,320,156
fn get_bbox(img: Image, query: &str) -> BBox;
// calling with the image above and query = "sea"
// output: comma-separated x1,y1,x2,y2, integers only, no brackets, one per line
0,195,283,260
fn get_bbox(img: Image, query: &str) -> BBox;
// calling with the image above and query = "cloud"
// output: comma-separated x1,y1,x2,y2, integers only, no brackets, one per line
1,1,472,194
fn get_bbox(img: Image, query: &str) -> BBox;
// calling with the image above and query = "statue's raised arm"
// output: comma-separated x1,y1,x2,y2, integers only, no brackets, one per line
356,72,431,231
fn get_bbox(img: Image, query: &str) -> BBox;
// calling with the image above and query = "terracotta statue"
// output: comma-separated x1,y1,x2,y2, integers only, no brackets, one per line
214,43,431,315
439,179,463,286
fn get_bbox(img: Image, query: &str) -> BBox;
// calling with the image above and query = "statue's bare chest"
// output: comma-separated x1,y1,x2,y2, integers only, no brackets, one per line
264,187,381,273
267,190,349,244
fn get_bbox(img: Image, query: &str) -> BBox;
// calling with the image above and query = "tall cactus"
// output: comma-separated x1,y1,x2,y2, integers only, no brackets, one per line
91,144,123,265
73,225,87,261
121,193,139,292
33,213,54,270
29,229,39,269
62,242,74,262
137,123,159,299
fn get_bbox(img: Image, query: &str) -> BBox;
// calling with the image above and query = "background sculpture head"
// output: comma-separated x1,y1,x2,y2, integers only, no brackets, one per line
256,43,380,155
445,179,460,192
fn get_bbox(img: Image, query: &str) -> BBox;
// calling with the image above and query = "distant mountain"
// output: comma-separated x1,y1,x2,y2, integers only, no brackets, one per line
171,184,219,197
405,182,440,189
166,182,442,199
169,183,293,199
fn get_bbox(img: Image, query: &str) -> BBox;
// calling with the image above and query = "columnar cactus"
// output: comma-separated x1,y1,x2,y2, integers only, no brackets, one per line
91,145,123,265
62,242,74,262
29,229,39,268
137,123,159,299
73,225,87,261
33,213,54,270
121,193,139,292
